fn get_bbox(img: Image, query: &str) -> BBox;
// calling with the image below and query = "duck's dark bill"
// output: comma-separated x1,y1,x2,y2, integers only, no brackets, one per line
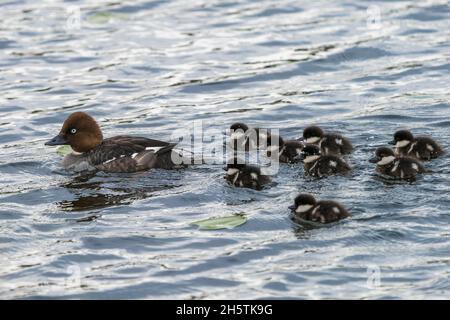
369,157,379,163
388,140,396,145
45,134,68,146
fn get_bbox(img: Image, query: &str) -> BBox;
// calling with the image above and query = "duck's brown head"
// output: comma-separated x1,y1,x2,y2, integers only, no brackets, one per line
45,112,103,153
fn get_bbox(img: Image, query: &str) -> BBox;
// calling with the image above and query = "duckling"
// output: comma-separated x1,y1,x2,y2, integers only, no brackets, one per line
389,129,444,161
302,125,353,155
229,123,267,151
300,145,351,177
266,134,305,163
370,147,426,179
292,193,350,223
225,158,271,190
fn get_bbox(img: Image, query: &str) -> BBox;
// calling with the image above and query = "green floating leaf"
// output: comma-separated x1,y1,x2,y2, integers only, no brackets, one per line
87,12,128,24
191,214,247,230
56,145,73,156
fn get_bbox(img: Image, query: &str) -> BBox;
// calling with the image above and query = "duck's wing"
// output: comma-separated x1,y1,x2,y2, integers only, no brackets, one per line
88,137,178,172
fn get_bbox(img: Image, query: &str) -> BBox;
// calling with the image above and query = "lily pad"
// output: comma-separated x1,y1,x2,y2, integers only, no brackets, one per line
87,12,128,24
57,145,73,156
191,214,247,230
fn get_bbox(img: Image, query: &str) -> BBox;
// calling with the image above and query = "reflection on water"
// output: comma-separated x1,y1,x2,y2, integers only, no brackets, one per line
1,0,450,299
58,171,184,212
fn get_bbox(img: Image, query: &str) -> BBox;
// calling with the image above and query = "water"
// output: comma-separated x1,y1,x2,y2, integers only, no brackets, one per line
1,0,450,299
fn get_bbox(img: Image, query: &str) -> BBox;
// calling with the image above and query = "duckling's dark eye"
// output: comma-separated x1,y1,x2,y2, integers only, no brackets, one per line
69,128,77,134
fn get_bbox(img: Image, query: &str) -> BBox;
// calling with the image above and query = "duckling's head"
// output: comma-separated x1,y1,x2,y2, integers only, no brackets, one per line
303,126,324,144
266,134,284,157
230,122,249,141
45,112,103,153
293,194,317,214
370,147,396,165
390,130,414,148
300,144,321,163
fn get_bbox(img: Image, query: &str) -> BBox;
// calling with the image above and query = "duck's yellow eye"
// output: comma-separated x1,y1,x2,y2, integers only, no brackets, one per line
70,128,77,134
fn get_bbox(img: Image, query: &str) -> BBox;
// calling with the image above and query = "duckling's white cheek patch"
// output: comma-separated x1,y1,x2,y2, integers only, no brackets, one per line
396,140,410,148
267,146,279,153
306,137,320,144
227,168,239,176
378,156,395,166
304,155,320,163
295,205,313,213
231,132,245,140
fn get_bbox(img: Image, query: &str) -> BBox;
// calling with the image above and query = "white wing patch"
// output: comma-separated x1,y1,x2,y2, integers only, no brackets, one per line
412,163,419,171
145,146,164,152
335,138,343,146
131,153,138,159
332,207,340,214
296,148,302,155
407,142,416,154
329,160,337,167
250,172,259,180
102,157,116,165
391,160,399,173
426,144,434,152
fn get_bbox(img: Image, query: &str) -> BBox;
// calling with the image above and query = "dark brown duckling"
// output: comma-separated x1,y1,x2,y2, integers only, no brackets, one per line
292,193,350,224
266,134,305,163
229,122,268,151
301,125,353,155
300,144,351,177
370,147,426,179
225,158,271,190
389,129,444,161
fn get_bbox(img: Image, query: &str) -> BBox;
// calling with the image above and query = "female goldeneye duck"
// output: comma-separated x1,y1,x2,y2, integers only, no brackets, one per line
301,125,353,155
266,134,304,163
300,144,351,177
292,193,350,223
229,122,267,151
45,111,185,173
370,147,426,179
225,158,271,190
389,129,444,161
